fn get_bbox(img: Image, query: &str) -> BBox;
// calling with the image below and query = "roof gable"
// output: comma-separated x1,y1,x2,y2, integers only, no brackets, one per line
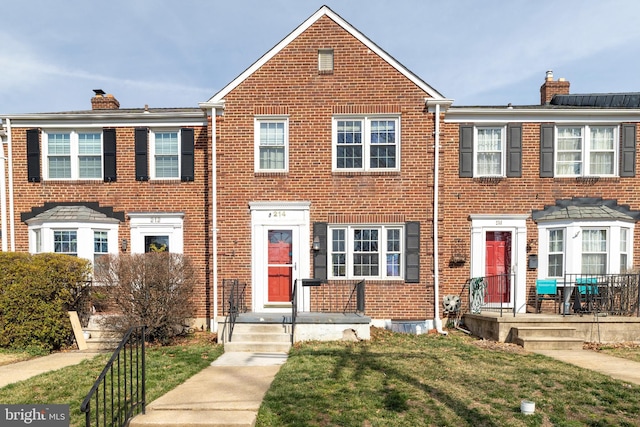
204,5,443,105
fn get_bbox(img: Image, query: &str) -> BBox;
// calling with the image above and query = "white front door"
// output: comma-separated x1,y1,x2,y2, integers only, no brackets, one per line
250,202,310,312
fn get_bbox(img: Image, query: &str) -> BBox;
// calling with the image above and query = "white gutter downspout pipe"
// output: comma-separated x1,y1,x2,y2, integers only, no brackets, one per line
426,99,453,335
0,120,7,252
7,119,14,252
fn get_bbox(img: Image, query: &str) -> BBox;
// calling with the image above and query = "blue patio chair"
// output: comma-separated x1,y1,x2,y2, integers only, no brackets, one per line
536,279,559,313
576,277,602,312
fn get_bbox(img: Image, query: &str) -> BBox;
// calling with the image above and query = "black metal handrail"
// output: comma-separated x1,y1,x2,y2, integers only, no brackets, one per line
345,280,366,314
468,273,516,317
81,326,146,427
291,279,299,345
222,279,247,342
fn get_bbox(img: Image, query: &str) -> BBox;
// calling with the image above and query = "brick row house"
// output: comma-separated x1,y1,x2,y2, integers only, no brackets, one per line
2,6,640,337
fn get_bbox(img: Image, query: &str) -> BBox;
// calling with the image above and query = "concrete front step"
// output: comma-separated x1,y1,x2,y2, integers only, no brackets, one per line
514,326,577,339
222,322,291,352
129,409,257,427
514,336,584,351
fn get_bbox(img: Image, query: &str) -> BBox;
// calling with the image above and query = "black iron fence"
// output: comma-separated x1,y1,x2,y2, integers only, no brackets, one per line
81,326,146,427
562,273,640,316
222,279,247,342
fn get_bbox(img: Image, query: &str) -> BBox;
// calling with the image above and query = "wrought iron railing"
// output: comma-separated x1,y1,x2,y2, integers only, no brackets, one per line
81,326,146,427
291,279,365,343
562,273,640,316
222,279,247,342
468,273,517,317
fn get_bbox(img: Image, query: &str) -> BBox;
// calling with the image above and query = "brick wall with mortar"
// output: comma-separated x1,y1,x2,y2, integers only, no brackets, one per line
437,120,640,311
215,15,438,321
5,124,212,326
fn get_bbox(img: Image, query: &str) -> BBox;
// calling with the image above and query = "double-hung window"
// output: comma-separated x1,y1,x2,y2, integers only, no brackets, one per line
150,131,179,179
333,116,400,171
475,127,504,176
555,125,617,177
329,225,403,280
54,230,78,256
620,228,629,272
581,229,607,275
255,118,288,172
547,229,564,278
44,131,103,179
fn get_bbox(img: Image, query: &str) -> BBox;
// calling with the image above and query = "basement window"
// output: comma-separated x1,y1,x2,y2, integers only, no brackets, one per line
318,49,334,73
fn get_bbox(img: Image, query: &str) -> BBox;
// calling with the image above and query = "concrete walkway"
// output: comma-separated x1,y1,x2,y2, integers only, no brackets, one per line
534,349,640,385
129,352,288,427
0,351,103,388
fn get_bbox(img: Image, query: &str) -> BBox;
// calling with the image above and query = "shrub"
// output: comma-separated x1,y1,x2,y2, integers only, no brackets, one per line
0,252,92,352
95,253,196,344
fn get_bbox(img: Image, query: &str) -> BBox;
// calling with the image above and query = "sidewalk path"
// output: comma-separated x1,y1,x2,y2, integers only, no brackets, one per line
534,349,640,385
129,352,287,427
0,351,103,388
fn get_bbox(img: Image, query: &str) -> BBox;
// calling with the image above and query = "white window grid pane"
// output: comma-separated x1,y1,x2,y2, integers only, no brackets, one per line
78,133,102,154
48,133,71,155
260,122,285,146
259,147,285,170
353,229,379,277
589,127,615,175
155,156,179,178
370,120,397,169
94,231,108,253
79,156,102,178
556,127,582,175
548,229,564,277
54,230,77,255
582,229,607,274
155,132,179,155
476,128,502,176
331,229,346,277
48,157,72,179
386,229,401,277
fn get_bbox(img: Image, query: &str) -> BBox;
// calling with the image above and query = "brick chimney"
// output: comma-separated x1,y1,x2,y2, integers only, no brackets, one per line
91,89,120,110
540,70,570,105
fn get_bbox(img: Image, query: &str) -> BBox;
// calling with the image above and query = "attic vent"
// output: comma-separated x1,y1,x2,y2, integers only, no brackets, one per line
318,49,334,73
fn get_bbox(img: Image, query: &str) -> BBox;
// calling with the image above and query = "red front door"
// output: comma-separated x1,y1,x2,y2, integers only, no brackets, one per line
485,231,511,303
268,230,293,302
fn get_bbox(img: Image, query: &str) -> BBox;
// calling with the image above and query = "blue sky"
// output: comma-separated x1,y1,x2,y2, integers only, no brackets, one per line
2,0,640,113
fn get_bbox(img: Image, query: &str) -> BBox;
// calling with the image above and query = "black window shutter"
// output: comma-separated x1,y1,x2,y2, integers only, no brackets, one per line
620,124,636,177
135,127,149,181
26,129,41,182
181,128,195,182
313,222,328,280
405,221,420,283
459,125,473,177
540,124,555,177
103,128,117,182
506,124,522,177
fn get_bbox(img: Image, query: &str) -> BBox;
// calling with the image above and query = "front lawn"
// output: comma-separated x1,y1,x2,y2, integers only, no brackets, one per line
257,328,640,426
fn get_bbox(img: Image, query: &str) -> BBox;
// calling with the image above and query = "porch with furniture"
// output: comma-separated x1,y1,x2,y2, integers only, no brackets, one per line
461,273,640,348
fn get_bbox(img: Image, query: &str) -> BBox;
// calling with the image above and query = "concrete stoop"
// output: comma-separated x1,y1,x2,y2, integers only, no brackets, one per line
513,326,584,350
83,315,122,351
223,323,291,353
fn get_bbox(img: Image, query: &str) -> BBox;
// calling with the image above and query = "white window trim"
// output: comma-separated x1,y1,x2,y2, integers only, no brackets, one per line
474,125,506,177
554,124,619,177
129,212,184,254
328,224,404,280
149,129,181,180
332,115,401,172
254,116,289,173
42,130,103,180
538,220,634,279
28,221,118,265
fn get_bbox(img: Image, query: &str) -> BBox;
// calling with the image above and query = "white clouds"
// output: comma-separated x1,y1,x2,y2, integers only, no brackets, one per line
2,0,640,112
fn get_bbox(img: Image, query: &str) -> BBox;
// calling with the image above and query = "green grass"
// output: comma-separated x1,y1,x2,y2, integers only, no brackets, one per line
256,328,640,427
0,334,223,427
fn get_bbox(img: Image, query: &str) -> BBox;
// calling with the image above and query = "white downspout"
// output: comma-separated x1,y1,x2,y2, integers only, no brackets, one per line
6,119,14,251
210,108,218,333
432,103,447,335
0,120,7,252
